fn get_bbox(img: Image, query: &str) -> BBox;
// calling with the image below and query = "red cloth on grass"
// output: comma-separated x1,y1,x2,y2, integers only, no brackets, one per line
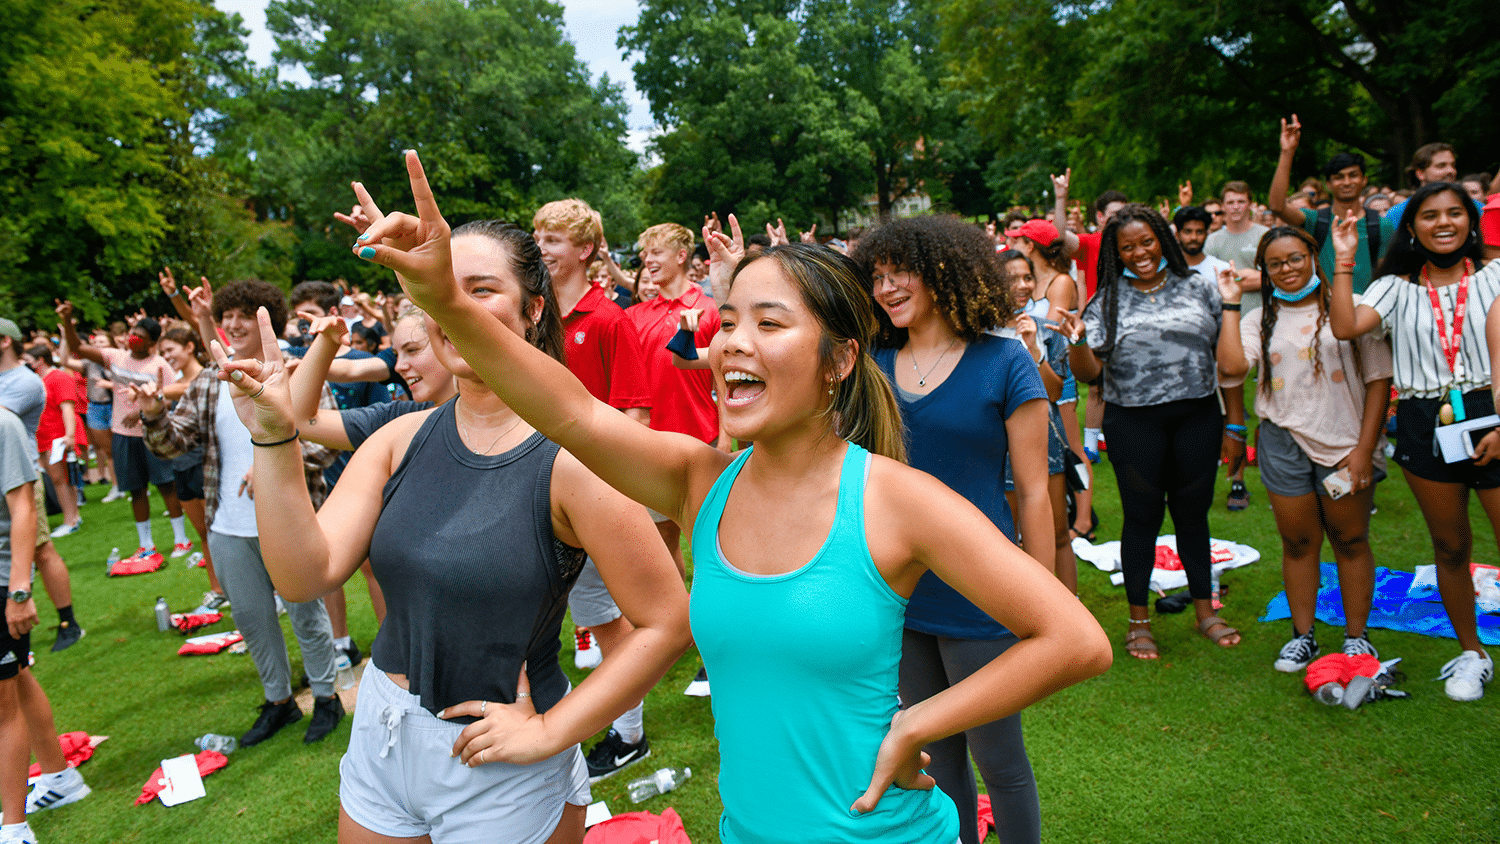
135,750,228,805
1153,545,1183,571
27,731,99,778
977,794,994,842
582,808,692,844
110,556,163,576
172,612,223,634
1304,653,1382,694
177,632,242,655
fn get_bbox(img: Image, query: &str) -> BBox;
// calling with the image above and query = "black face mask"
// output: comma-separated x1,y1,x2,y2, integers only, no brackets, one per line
1414,235,1471,269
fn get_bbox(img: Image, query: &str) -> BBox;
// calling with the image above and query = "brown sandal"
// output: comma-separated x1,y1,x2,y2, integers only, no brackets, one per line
1197,615,1240,648
1125,621,1159,660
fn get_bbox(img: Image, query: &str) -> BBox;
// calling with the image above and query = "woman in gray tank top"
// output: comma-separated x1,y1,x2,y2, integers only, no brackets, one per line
213,222,691,844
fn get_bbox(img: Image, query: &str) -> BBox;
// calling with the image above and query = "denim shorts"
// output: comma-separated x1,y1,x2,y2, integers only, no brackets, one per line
86,402,111,431
1256,419,1386,498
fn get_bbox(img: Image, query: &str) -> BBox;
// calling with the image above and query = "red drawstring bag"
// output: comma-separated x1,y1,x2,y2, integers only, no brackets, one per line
582,808,692,844
135,750,229,805
1304,653,1382,694
27,731,100,779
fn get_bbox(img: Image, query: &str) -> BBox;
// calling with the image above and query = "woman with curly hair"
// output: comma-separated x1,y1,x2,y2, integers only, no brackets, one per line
1062,204,1240,659
854,215,1053,844
1217,227,1392,673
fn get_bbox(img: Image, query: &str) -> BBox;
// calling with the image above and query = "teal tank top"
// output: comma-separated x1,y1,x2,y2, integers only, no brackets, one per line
689,442,958,844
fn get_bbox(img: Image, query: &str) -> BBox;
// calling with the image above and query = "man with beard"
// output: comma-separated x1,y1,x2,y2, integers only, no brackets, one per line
1173,206,1233,284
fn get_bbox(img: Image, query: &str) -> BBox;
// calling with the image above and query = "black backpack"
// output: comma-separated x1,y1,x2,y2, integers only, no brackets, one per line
1311,208,1382,268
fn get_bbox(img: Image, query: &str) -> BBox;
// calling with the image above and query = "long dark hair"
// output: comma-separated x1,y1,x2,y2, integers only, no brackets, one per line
1374,182,1486,284
450,220,566,364
1087,204,1190,358
729,244,906,463
1252,227,1362,399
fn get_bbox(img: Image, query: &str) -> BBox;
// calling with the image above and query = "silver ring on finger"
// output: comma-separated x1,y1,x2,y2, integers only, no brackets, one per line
480,700,487,716
248,384,266,399
478,749,486,764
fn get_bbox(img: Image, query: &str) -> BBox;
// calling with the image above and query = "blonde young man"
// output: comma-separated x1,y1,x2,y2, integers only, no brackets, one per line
532,199,658,780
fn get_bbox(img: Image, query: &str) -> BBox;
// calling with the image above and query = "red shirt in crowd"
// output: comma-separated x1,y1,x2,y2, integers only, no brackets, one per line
561,285,650,411
35,369,77,455
1076,231,1103,300
626,284,720,444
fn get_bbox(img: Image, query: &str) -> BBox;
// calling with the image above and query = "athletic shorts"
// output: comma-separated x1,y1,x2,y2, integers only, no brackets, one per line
0,627,28,681
32,481,48,545
112,434,175,493
173,462,206,502
340,666,590,844
1393,391,1500,490
86,402,111,431
567,558,621,629
1256,419,1386,498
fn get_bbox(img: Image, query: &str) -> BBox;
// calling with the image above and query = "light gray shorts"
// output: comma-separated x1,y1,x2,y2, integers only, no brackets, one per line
1256,419,1386,498
339,666,590,844
646,506,672,524
567,557,622,628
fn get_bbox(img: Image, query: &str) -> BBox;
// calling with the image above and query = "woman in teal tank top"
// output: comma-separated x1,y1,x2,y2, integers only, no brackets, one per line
356,153,1113,843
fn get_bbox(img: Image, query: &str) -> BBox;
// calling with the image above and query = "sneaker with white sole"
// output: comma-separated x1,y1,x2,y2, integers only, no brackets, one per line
1342,633,1378,659
0,821,37,843
170,541,193,559
1274,630,1320,672
574,628,602,670
192,591,230,615
584,729,650,782
49,521,81,539
100,487,125,503
1438,650,1493,701
683,665,710,697
26,766,90,813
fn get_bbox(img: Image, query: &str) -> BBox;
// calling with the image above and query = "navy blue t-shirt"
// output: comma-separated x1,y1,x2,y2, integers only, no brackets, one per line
875,334,1047,639
325,350,391,488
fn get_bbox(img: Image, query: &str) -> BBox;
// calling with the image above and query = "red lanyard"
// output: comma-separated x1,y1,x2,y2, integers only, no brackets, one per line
1422,259,1472,382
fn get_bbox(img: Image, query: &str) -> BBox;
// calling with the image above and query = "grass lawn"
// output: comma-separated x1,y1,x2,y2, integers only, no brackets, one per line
25,411,1499,843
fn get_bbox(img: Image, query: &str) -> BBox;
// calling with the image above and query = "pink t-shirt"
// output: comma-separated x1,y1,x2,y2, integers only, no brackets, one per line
100,347,174,437
1223,298,1393,468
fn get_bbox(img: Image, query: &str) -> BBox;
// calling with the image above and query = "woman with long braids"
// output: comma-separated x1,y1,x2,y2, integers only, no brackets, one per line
344,152,1109,844
1061,204,1240,659
1329,181,1500,701
854,216,1055,844
1217,228,1392,672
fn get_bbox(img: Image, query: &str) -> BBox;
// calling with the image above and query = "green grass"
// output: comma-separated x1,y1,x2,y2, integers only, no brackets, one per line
26,419,1500,842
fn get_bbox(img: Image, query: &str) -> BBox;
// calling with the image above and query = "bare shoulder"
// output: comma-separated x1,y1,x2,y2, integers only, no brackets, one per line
863,454,961,541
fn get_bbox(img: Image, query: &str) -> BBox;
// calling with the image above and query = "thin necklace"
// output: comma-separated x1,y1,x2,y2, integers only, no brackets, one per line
456,402,524,454
1134,278,1167,295
910,337,960,387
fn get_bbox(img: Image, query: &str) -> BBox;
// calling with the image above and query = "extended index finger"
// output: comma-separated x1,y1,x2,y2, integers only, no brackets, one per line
351,180,384,223
404,150,442,222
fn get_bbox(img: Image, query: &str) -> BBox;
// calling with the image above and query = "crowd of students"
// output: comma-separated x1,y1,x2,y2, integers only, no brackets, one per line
0,124,1496,844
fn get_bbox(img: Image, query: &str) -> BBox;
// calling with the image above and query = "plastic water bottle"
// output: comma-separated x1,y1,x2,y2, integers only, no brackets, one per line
155,596,171,632
1313,682,1344,706
105,547,120,576
1210,566,1222,608
627,766,691,803
195,733,238,754
335,652,356,691
185,551,203,568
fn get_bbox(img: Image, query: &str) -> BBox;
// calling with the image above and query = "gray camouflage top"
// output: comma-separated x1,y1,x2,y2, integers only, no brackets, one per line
1083,270,1222,406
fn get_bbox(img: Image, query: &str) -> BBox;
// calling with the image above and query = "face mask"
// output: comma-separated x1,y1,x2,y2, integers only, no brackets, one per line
1122,258,1168,279
127,335,150,352
1271,274,1322,302
1414,239,1470,269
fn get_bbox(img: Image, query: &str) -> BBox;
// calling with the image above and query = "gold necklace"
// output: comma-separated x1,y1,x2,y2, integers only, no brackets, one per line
456,402,524,454
910,337,961,387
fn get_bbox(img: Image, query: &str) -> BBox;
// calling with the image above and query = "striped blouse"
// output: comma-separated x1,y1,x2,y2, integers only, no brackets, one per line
1362,260,1500,399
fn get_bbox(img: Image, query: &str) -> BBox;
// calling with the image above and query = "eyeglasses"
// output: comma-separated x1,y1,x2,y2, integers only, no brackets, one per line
871,269,911,291
1265,253,1310,273
1210,211,1225,217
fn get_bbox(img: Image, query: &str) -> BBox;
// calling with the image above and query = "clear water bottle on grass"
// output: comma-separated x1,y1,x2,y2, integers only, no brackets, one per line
335,653,356,691
105,548,120,576
195,734,237,754
628,766,690,803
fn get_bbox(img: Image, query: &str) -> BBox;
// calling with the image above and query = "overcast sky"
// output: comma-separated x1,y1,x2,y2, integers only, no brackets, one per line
211,0,656,151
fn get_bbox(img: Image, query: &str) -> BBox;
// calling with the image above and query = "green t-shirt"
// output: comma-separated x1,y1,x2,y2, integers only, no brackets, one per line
1295,207,1396,294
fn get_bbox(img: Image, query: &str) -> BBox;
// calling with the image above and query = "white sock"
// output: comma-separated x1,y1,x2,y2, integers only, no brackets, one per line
335,636,352,650
1084,428,1101,450
135,520,154,549
1,822,34,840
170,515,188,545
612,701,645,744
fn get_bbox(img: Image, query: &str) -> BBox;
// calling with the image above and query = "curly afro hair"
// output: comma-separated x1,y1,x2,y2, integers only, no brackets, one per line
851,215,1012,348
212,279,289,336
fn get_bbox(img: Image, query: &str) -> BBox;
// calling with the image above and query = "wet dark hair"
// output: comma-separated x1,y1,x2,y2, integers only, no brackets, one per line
728,244,906,462
1374,182,1485,283
1087,204,1190,359
213,280,289,337
290,280,342,314
134,317,162,343
1251,227,1362,398
1173,206,1212,231
450,220,566,364
1323,152,1366,179
852,215,1011,349
1022,233,1069,275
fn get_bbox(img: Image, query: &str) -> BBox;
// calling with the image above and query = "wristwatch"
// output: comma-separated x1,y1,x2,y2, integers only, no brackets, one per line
9,588,31,603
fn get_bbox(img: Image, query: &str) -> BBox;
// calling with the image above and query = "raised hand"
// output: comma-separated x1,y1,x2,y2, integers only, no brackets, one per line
767,218,789,247
1330,211,1359,264
800,222,818,244
703,211,723,236
1178,180,1193,208
300,310,349,347
1050,168,1071,199
158,267,178,298
441,665,555,767
129,381,167,420
705,213,746,301
208,307,297,443
1279,114,1301,153
351,151,457,310
187,277,215,323
851,711,934,814
54,299,74,323
1016,313,1040,359
1057,309,1085,345
332,181,385,235
1217,261,1242,305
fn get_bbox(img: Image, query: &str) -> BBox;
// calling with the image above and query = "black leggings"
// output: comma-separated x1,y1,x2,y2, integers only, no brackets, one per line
1103,395,1223,607
900,630,1039,844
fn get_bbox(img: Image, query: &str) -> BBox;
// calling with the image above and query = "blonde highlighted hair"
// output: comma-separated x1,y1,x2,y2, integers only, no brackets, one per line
532,199,603,258
638,223,695,257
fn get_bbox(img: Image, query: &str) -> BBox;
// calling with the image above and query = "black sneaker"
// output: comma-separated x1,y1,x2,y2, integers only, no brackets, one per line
683,665,710,697
304,694,344,744
1274,630,1320,673
1227,480,1251,511
240,698,303,747
585,729,650,783
338,639,363,666
50,622,84,653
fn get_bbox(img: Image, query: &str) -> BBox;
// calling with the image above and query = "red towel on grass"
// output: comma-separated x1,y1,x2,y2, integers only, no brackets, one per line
27,731,101,778
109,555,163,576
135,750,228,805
583,808,692,844
1304,653,1382,694
172,613,223,634
177,632,242,655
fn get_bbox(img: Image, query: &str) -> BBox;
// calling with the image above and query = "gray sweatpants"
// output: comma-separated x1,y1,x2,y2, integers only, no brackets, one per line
209,531,337,701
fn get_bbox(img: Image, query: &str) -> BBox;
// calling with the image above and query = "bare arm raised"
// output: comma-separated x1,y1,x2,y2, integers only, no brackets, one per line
1268,115,1304,226
1327,212,1383,339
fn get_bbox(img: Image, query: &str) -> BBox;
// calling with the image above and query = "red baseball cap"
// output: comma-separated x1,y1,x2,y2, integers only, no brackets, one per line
1017,219,1060,247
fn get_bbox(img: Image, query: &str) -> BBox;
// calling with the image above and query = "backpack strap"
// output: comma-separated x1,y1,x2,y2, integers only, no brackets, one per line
1365,212,1382,265
1312,207,1333,250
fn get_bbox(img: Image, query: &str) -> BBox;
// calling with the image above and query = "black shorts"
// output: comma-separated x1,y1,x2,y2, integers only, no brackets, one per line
173,461,206,502
112,433,176,493
0,626,29,681
1393,390,1500,489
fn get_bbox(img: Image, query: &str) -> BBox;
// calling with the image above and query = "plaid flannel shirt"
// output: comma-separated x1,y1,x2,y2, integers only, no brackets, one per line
143,365,337,528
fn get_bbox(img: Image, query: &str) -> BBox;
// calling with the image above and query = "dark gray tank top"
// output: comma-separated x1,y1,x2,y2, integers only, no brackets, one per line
368,400,585,718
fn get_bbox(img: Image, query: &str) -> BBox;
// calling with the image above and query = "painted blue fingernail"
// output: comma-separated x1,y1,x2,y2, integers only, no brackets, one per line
359,247,376,259
357,234,369,242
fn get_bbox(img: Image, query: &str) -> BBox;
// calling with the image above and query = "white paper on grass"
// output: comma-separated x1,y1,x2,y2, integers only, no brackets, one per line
584,801,613,828
158,754,206,806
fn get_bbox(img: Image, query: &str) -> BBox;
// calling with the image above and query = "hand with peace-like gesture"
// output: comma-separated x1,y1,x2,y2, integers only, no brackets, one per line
1330,210,1360,266
704,213,746,302
766,218,789,247
799,223,818,244
1216,261,1242,306
1050,168,1071,200
348,151,458,310
301,310,349,348
209,307,298,444
703,211,723,237
333,181,384,235
158,267,179,298
186,277,215,324
1178,181,1193,209
1279,114,1301,153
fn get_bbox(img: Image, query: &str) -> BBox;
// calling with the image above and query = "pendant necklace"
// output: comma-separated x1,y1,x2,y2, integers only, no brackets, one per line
1136,278,1167,303
457,403,525,454
911,338,960,387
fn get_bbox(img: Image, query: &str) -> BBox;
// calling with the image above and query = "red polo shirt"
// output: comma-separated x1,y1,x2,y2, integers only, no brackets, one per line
562,285,650,410
626,284,720,444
